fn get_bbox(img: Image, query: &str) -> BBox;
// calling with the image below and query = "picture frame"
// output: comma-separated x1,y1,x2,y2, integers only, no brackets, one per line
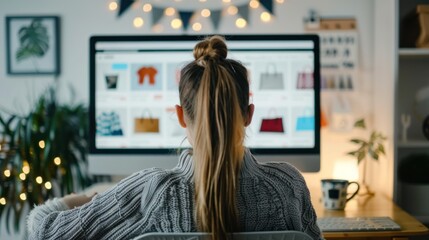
6,16,60,75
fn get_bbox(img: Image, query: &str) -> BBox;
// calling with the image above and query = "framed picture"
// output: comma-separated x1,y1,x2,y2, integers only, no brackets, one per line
6,16,60,75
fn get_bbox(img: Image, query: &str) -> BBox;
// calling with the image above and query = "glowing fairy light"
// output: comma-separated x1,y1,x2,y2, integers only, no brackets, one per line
54,157,61,166
250,0,260,8
133,17,144,28
260,12,271,22
171,18,182,29
36,176,43,184
165,7,176,16
20,193,27,201
201,9,211,17
39,140,45,149
228,6,238,15
109,2,118,11
19,173,26,181
44,181,52,190
22,161,30,174
236,18,247,28
143,3,152,12
192,22,202,31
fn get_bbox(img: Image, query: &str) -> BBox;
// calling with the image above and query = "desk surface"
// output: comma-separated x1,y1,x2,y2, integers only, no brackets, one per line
312,193,429,239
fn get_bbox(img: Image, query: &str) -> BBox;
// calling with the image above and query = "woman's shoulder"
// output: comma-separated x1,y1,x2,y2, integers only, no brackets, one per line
242,151,307,189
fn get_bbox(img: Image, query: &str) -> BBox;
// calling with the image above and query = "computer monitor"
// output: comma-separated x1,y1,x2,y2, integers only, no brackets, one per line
88,35,320,175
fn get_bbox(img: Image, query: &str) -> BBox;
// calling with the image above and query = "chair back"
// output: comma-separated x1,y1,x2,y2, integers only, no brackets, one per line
132,230,313,240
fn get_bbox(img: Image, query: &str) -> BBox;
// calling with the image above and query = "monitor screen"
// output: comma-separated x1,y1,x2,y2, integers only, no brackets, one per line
89,35,320,175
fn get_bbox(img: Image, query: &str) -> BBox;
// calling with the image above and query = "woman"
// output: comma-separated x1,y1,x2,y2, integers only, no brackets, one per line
27,36,322,240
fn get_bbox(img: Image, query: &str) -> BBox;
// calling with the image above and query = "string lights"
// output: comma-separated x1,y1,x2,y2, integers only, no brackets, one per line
109,0,285,31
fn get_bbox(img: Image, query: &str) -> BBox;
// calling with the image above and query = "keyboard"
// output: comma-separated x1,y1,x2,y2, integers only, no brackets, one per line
317,217,401,232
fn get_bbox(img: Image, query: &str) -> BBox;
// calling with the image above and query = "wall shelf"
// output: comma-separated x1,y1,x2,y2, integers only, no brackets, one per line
397,140,429,148
399,48,429,57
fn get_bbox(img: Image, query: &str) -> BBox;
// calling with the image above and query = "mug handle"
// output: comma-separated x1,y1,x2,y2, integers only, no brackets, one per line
346,181,360,202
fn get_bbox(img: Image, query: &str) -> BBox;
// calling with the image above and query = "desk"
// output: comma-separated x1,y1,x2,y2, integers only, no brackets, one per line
312,194,429,240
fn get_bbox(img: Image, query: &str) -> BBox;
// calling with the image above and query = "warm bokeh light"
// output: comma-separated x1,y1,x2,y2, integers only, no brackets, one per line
36,176,43,184
45,181,52,190
22,162,30,174
250,0,260,8
277,0,285,3
19,173,26,181
165,7,176,16
20,193,27,201
54,157,61,166
192,22,202,31
4,169,11,177
142,3,152,12
223,0,231,3
236,18,247,28
108,2,118,11
199,0,207,2
201,9,211,17
260,12,271,22
171,18,182,29
227,6,238,15
133,17,144,28
333,159,359,181
39,140,45,149
0,197,6,205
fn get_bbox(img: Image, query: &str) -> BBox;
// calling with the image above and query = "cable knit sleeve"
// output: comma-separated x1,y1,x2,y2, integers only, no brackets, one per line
298,178,323,240
26,168,159,240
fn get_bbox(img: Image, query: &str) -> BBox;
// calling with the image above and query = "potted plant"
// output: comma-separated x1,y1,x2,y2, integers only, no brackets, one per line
0,86,96,233
347,119,387,195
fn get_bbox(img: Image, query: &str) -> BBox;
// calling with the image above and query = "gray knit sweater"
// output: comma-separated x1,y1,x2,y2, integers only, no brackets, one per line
27,149,322,239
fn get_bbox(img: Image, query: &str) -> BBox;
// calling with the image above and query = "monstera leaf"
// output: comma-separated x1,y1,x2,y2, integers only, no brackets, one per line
16,19,49,62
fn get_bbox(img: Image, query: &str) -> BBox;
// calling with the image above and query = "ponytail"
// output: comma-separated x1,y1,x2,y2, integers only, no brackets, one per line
179,36,249,240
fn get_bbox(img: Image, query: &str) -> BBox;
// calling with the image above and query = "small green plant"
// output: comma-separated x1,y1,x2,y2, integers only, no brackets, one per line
347,119,387,194
0,86,98,233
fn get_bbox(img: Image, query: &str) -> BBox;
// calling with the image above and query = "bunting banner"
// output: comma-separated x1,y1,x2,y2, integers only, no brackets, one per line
116,0,278,30
237,4,250,23
118,0,136,17
151,7,165,26
210,9,222,31
179,11,194,31
260,0,274,14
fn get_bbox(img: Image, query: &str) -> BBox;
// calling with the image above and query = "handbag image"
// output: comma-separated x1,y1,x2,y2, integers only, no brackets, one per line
260,118,284,133
134,110,160,133
296,116,315,131
259,63,284,90
259,109,285,133
297,67,314,89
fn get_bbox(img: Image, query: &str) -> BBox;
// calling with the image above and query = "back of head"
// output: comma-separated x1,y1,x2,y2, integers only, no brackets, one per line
179,35,249,240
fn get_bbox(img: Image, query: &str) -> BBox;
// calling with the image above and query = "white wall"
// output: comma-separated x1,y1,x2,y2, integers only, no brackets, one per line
0,0,379,239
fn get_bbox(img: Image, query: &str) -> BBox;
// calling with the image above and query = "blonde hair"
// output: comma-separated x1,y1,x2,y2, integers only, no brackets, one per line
179,36,249,240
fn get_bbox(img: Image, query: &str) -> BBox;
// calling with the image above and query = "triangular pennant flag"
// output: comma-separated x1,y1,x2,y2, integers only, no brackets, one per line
179,11,194,30
237,4,249,22
118,0,136,17
210,10,222,30
151,7,165,26
260,0,274,14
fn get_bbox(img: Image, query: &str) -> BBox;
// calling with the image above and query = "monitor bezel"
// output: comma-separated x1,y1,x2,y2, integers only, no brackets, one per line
89,34,320,156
